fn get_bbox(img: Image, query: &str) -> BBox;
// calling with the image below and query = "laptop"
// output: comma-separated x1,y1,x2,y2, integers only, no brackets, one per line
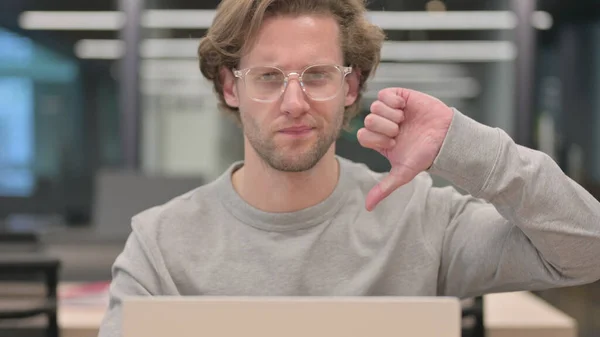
122,296,461,337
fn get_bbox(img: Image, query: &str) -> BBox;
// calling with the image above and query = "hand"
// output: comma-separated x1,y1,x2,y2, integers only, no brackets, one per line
357,88,454,211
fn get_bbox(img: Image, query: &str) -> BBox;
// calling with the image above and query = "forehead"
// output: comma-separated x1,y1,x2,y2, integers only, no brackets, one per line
240,14,344,69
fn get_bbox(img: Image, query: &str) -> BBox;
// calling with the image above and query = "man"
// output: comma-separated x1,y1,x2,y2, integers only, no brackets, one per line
98,0,600,335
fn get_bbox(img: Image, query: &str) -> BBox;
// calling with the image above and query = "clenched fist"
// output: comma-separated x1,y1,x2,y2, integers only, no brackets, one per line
357,88,454,211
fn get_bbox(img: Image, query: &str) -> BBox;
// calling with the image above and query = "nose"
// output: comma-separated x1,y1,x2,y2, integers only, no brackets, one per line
280,76,310,118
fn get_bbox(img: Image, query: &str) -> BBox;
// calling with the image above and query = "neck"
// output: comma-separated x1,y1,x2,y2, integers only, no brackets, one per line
232,147,339,213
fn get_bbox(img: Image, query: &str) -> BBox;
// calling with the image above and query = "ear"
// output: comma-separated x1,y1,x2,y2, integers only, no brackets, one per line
220,67,240,108
344,68,360,107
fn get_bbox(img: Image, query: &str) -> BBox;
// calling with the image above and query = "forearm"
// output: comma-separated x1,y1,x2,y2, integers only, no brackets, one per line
430,109,600,283
488,142,600,280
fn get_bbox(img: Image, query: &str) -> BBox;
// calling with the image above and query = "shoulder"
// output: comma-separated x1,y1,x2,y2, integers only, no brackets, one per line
129,174,228,242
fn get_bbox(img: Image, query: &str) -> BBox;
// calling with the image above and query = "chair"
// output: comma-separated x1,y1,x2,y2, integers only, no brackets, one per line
91,169,203,240
0,232,61,337
461,296,485,337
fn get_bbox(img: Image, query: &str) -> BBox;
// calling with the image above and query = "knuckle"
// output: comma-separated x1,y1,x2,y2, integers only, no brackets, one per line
364,114,375,126
370,100,382,113
377,89,389,101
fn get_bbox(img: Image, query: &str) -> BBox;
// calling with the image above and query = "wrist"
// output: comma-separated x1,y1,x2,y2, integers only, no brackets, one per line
427,108,502,197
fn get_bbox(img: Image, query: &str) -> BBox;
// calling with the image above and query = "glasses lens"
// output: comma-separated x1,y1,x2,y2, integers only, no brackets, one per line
302,65,344,100
245,67,285,102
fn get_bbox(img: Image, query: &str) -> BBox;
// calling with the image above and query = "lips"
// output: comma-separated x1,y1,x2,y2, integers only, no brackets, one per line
279,126,314,133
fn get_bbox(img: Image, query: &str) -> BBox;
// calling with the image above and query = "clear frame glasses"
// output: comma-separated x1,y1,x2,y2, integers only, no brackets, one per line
232,64,352,102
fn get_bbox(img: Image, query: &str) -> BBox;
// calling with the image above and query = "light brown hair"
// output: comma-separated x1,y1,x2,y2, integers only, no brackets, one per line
198,0,386,127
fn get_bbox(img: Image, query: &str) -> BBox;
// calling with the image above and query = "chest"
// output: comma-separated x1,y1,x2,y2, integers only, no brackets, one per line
164,220,439,296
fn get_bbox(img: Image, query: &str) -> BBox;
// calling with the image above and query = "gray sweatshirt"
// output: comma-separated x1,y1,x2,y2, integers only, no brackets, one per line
98,109,600,337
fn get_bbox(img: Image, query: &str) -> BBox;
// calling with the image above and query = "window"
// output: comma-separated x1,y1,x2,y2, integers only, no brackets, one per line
0,77,35,197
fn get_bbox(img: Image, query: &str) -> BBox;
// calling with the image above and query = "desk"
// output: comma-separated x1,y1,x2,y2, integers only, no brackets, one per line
52,286,572,337
484,292,576,337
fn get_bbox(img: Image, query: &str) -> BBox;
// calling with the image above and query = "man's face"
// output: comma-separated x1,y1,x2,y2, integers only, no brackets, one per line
223,14,358,172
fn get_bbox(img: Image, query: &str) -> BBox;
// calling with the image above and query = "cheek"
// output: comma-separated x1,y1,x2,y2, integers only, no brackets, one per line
311,99,345,124
239,101,277,130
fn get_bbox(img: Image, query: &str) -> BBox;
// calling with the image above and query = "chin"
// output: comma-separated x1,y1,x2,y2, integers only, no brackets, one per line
249,129,336,173
265,151,324,172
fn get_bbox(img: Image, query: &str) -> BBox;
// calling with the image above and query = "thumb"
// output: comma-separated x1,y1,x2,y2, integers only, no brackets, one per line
365,167,416,211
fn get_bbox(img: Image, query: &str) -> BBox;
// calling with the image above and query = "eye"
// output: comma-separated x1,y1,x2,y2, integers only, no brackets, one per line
255,71,283,82
303,65,339,83
304,71,328,81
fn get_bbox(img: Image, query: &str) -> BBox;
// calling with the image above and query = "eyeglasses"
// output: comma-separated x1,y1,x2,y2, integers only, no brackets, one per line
233,64,352,102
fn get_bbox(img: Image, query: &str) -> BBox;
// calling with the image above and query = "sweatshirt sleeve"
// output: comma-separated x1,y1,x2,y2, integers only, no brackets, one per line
427,108,600,299
97,215,176,337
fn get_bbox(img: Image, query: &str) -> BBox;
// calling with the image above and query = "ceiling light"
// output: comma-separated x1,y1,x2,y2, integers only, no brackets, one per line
140,39,199,58
74,39,124,59
142,10,214,29
75,38,515,62
366,11,516,30
20,10,551,31
381,41,516,62
531,11,553,30
19,11,124,30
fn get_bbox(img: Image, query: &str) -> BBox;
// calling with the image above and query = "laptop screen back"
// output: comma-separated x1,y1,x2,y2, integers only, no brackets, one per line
123,296,461,337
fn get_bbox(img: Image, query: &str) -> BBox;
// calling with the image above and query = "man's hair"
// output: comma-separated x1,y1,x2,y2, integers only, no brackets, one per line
197,0,386,127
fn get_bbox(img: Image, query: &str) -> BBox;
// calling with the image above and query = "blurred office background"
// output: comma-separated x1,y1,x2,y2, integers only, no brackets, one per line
0,0,599,335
